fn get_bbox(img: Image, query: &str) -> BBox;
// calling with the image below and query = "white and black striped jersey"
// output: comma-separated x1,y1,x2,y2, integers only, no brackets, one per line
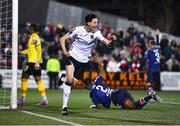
67,26,104,63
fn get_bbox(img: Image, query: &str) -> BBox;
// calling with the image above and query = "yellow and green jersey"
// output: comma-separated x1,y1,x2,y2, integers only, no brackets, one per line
21,33,43,63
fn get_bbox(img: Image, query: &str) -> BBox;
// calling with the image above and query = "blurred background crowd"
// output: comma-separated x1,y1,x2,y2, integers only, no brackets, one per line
1,22,179,72
1,0,180,73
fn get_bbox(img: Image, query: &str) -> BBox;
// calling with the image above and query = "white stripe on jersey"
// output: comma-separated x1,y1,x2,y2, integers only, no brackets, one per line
67,26,104,63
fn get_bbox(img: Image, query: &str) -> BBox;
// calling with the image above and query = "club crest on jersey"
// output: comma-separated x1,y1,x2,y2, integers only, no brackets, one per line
90,35,94,39
32,39,37,44
88,40,96,45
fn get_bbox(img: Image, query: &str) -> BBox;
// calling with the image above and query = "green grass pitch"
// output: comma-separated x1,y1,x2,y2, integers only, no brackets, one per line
0,89,180,125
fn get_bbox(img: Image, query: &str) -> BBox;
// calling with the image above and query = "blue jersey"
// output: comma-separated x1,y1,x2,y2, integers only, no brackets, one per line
90,75,113,108
144,35,160,72
90,75,134,108
144,46,160,71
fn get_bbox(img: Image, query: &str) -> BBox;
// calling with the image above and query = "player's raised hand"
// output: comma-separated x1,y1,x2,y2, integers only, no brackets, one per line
89,104,96,108
34,61,40,70
110,34,117,41
63,51,71,57
155,29,160,36
18,51,22,54
102,33,117,46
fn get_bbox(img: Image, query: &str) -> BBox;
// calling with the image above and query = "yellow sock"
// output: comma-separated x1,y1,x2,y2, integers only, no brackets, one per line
21,79,28,97
37,80,46,97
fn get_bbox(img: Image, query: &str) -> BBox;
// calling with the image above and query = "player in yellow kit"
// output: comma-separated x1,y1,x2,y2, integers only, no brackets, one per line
17,23,48,105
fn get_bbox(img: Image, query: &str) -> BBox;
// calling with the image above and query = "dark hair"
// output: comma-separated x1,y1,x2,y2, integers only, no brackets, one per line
85,13,97,25
83,77,92,85
30,23,39,32
149,39,156,45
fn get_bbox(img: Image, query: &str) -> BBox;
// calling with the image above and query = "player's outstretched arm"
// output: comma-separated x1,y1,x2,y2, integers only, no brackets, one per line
89,104,107,109
19,49,28,55
155,29,160,45
102,34,117,46
59,34,71,57
91,54,106,79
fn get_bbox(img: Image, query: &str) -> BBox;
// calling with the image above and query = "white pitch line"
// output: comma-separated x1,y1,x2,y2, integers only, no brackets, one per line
161,100,180,105
19,110,83,126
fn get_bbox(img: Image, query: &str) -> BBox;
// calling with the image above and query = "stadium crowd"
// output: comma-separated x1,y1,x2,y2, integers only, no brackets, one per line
1,22,180,72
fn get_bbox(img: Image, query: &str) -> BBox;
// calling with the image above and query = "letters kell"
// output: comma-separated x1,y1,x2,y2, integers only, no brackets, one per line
82,71,147,89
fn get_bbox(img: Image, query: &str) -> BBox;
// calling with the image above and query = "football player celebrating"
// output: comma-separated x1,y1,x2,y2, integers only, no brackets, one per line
59,13,116,115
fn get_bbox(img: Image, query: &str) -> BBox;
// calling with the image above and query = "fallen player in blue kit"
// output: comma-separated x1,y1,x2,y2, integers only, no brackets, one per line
83,54,161,109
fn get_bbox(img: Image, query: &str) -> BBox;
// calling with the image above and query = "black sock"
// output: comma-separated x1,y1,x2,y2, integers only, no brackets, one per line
135,95,152,109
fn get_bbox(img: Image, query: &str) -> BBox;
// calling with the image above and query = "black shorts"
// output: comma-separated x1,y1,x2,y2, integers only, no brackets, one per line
111,89,134,108
22,63,41,77
65,56,88,80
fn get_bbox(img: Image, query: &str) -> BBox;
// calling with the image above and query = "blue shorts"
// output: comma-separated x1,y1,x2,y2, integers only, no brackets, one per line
111,89,133,108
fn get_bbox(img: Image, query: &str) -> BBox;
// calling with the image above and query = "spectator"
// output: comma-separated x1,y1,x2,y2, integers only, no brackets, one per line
47,41,59,57
129,55,141,72
102,54,110,71
118,53,128,72
102,22,113,37
46,55,61,89
171,56,180,72
160,55,168,71
127,23,135,39
106,56,120,72
130,42,143,58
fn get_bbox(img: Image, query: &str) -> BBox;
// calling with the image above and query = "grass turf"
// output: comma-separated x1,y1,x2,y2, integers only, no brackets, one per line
0,89,180,125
